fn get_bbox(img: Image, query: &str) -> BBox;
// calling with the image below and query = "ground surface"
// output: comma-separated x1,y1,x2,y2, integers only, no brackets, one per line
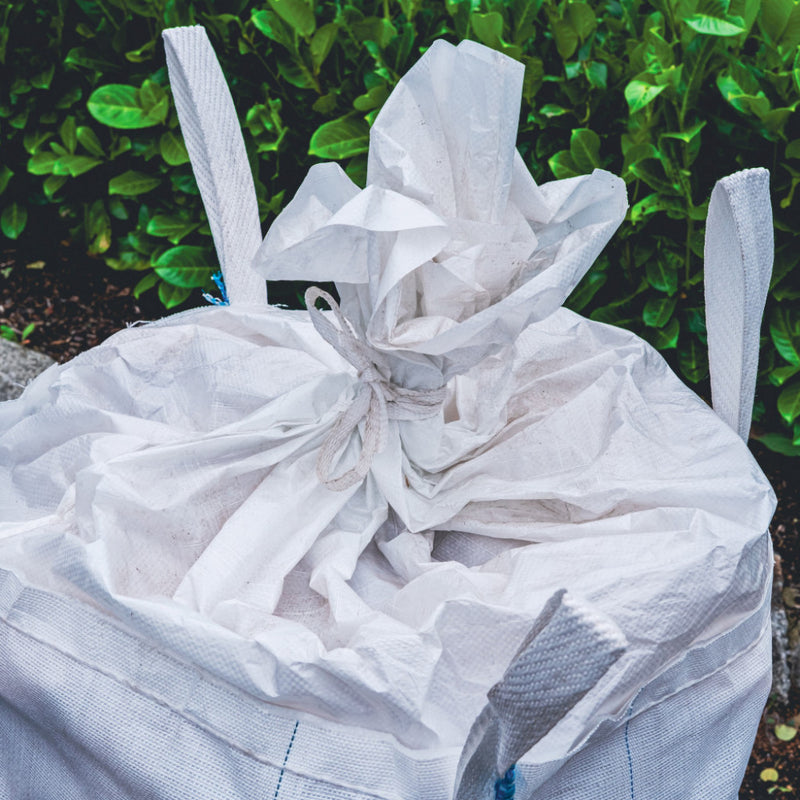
1,244,798,798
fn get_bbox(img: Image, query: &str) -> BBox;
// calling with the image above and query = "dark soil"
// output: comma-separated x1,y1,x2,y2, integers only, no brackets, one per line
1,245,798,799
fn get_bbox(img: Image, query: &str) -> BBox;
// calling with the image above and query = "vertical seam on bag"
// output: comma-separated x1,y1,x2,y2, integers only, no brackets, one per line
273,720,300,799
624,690,641,800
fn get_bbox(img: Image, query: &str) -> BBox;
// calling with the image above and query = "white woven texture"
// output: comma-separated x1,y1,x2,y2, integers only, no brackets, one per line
163,27,266,305
0,26,776,800
704,169,773,441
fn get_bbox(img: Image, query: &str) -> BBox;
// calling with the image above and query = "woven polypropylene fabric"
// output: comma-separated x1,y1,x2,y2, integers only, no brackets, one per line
704,168,773,441
0,27,776,800
163,27,265,305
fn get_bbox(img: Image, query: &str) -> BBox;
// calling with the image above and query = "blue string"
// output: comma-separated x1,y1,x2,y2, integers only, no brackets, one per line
494,764,516,800
202,271,230,306
272,720,299,800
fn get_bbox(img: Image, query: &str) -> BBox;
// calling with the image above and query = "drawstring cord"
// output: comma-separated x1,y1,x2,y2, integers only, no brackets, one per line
305,287,446,491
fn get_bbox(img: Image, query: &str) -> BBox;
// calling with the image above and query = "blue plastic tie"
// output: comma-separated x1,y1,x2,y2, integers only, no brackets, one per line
494,765,516,800
202,271,230,306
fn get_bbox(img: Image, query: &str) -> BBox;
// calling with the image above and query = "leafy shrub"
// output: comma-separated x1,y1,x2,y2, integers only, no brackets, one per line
1,0,799,451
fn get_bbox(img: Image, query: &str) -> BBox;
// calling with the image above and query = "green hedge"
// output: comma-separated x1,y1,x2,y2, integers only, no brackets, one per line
2,0,800,452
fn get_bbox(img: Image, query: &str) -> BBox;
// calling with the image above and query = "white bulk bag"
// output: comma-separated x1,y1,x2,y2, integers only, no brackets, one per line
0,26,775,800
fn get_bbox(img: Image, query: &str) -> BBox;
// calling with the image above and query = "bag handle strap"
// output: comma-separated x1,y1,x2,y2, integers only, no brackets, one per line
162,26,266,305
704,168,773,441
453,590,626,800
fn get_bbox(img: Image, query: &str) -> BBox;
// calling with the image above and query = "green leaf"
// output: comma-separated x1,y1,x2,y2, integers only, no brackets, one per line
760,768,780,782
55,86,83,111
277,58,319,90
566,2,596,39
660,120,706,143
23,130,52,155
760,0,794,43
584,61,608,89
643,295,677,327
645,317,680,348
778,381,800,423
570,128,601,173
109,171,162,196
770,363,800,386
0,165,12,195
43,175,68,199
353,84,390,111
133,271,159,298
158,281,192,308
646,251,679,294
771,306,800,365
539,104,570,117
548,150,581,179
159,130,190,165
683,14,746,34
125,40,157,63
551,19,578,59
251,9,295,50
308,116,370,159
86,199,111,254
471,11,504,47
146,214,200,243
87,85,163,129
53,155,102,177
110,135,132,160
400,0,423,20
268,0,316,37
27,151,58,175
310,23,338,72
1,202,27,239
106,250,151,271
785,139,800,159
775,723,798,741
154,245,216,287
108,197,129,220
590,305,637,327
139,80,169,124
512,0,541,43
629,158,681,195
351,17,397,48
625,80,668,113
64,47,117,72
565,271,607,312
77,126,104,157
60,116,77,153
644,28,674,71
31,65,55,90
679,337,709,383
758,433,800,455
630,193,684,222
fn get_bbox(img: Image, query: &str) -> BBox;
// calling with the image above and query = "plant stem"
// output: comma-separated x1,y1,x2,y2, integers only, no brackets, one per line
679,36,716,130
685,216,693,284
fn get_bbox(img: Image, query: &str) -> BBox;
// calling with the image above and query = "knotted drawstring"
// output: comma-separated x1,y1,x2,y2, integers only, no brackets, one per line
305,287,446,491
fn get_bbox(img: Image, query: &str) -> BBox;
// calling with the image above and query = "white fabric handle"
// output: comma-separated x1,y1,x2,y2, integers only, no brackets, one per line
453,590,626,800
704,168,773,441
163,26,266,305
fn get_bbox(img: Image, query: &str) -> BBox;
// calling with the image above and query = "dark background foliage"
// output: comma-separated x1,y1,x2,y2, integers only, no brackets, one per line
2,0,800,452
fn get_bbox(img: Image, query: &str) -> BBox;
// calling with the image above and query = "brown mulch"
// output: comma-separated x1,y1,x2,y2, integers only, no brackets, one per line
0,243,203,363
1,244,799,798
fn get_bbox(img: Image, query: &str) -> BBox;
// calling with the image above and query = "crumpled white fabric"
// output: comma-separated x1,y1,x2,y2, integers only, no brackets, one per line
0,38,774,761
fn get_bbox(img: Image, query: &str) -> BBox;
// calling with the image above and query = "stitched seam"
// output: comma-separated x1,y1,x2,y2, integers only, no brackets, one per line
0,617,394,799
624,690,642,800
273,721,300,800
